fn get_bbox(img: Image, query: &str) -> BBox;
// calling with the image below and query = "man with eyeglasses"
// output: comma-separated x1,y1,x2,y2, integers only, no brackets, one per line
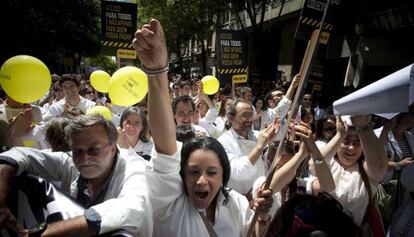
0,115,151,236
217,100,278,195
261,75,300,142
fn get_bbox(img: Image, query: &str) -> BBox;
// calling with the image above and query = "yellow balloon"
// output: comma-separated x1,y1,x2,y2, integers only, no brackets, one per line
201,75,220,95
0,55,51,103
108,66,148,106
86,106,112,121
90,70,110,93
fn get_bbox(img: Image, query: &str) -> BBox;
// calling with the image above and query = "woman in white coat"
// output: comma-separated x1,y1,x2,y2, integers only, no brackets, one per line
134,19,273,237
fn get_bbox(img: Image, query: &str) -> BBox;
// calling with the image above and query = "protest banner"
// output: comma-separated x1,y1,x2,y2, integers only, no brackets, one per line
333,63,414,115
215,29,247,84
101,0,137,57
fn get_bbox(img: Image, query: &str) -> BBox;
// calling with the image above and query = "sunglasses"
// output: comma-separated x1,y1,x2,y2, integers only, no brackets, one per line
72,143,111,157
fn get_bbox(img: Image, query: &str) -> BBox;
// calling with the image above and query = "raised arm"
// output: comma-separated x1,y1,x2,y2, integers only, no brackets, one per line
284,74,300,101
295,123,335,194
133,19,176,155
320,116,347,163
352,115,387,183
378,117,396,146
198,87,215,110
269,141,308,193
5,108,34,147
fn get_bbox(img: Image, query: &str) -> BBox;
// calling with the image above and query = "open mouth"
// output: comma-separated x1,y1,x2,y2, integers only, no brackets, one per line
195,191,208,199
345,152,356,157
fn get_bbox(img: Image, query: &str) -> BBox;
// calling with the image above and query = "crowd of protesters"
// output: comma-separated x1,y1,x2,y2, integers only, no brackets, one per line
0,19,413,237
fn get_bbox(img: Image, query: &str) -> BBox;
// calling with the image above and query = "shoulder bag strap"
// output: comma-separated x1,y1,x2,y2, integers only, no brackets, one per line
199,212,219,237
359,160,373,203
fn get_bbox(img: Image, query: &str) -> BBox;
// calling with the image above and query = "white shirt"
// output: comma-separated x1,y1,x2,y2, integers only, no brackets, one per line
191,124,210,137
43,96,95,121
214,116,226,132
119,138,154,160
328,159,376,226
260,97,291,141
198,108,222,138
314,106,327,121
252,176,281,218
0,105,48,149
1,147,152,236
146,146,254,237
218,128,266,194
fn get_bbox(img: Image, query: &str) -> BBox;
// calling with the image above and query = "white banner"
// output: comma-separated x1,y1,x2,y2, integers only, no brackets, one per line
333,63,414,115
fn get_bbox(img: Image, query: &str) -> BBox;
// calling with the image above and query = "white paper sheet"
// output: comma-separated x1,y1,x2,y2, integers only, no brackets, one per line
333,64,414,115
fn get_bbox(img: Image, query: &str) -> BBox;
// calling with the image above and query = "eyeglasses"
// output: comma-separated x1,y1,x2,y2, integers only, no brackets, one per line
125,120,141,127
72,143,111,158
239,112,254,120
323,127,336,132
341,141,361,147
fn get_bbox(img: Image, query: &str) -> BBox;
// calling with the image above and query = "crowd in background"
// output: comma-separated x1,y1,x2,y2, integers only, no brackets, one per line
0,19,413,237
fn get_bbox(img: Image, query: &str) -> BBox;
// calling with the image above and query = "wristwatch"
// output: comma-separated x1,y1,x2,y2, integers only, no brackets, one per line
28,222,47,237
394,162,402,171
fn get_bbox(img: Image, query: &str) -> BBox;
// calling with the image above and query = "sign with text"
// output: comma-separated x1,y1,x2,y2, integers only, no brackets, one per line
117,49,136,59
294,0,340,42
216,29,247,84
232,74,248,84
101,0,137,56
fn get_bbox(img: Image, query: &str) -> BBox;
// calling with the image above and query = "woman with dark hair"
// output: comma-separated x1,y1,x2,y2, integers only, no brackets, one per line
314,115,336,148
215,97,234,132
117,106,153,160
311,115,387,226
148,135,274,236
266,193,359,237
137,19,273,236
253,97,266,130
79,84,97,102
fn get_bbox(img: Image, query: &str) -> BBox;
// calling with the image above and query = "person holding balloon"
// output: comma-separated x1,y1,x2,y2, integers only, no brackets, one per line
194,83,223,138
43,74,95,121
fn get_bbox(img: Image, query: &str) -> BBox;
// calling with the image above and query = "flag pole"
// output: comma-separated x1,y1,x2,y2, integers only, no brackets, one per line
245,1,331,236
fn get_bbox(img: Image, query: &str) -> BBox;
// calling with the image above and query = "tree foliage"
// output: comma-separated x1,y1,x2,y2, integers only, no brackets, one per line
0,0,101,72
84,55,117,75
138,0,229,74
230,0,286,80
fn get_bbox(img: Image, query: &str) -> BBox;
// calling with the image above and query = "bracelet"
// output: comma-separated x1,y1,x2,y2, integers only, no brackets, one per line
141,64,169,76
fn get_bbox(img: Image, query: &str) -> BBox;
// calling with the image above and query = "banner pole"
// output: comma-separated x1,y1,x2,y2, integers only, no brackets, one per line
245,1,331,236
